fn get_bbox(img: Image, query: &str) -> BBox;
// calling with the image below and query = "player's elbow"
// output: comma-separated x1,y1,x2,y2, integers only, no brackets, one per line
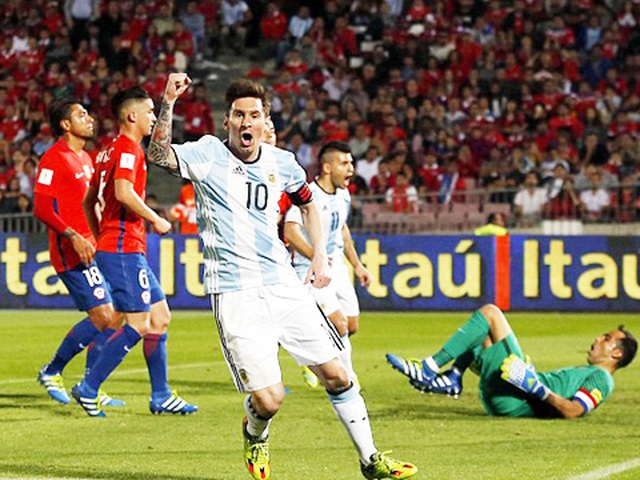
114,184,130,204
284,222,300,240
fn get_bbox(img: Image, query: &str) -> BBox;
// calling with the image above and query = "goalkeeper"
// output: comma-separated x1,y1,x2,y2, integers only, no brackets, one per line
386,304,636,418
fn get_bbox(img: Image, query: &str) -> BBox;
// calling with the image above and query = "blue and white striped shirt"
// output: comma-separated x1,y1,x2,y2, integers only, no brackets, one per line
285,181,350,279
173,137,307,293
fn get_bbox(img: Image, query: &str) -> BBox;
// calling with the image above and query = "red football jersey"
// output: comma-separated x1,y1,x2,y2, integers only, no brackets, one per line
34,139,96,272
92,134,147,253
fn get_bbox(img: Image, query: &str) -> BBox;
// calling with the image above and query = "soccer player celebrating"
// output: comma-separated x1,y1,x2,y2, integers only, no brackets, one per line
387,304,637,418
147,73,417,480
34,97,124,408
284,141,371,389
71,87,197,417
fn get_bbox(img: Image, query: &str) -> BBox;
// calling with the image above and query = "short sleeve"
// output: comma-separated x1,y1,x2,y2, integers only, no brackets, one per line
572,369,613,415
282,156,307,195
284,204,303,225
172,135,222,183
113,145,138,183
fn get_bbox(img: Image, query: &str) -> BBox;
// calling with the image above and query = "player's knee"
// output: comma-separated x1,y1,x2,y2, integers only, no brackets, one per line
479,303,502,324
151,314,171,331
150,302,171,331
320,364,350,392
89,305,118,330
252,390,284,418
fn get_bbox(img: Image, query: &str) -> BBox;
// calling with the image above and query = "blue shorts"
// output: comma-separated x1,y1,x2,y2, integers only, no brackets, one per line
59,262,113,312
95,252,165,313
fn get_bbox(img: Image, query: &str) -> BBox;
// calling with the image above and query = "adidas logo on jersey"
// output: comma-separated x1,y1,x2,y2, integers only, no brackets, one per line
231,165,246,176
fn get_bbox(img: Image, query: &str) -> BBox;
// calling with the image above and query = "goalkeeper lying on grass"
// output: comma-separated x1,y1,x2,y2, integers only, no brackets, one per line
386,304,637,418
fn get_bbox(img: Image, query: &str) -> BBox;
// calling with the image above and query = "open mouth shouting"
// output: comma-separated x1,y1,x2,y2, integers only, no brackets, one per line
240,131,253,148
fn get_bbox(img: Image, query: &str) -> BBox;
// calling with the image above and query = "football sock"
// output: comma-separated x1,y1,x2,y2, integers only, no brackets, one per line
433,310,489,368
85,328,116,375
452,350,476,373
328,383,377,464
244,395,271,440
339,334,356,380
144,333,171,401
45,317,99,375
84,325,141,393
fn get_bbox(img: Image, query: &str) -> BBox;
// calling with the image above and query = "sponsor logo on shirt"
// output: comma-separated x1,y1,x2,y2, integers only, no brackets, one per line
120,153,136,170
37,168,54,185
75,172,86,179
231,165,246,176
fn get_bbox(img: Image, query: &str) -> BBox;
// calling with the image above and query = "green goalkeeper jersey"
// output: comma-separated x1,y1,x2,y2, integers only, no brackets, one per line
538,365,614,416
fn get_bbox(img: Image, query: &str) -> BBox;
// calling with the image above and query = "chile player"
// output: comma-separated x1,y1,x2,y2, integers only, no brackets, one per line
71,87,197,417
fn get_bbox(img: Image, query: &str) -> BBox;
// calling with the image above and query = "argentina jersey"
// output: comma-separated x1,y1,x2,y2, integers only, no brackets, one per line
285,181,351,279
172,136,305,293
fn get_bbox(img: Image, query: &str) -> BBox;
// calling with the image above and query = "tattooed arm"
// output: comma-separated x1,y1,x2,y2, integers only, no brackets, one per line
148,73,192,176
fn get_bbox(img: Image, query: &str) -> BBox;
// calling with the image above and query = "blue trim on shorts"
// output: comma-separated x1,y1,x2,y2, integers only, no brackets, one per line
58,262,112,311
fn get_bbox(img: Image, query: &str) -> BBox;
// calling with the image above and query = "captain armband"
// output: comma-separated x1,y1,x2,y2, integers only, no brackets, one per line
287,184,313,206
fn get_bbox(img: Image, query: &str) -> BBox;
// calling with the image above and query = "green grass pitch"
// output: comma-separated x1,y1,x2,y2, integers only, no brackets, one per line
0,310,638,480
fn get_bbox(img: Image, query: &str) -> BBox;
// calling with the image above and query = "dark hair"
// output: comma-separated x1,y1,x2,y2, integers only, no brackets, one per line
49,97,83,137
318,141,351,164
617,325,637,369
111,86,151,120
225,79,270,114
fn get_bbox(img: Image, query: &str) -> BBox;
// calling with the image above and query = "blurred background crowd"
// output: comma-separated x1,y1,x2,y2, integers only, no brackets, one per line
1,0,639,232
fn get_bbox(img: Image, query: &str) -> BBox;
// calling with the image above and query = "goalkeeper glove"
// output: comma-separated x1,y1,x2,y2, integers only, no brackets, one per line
500,354,550,401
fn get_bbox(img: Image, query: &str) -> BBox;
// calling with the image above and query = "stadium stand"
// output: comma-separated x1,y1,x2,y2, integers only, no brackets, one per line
1,0,640,235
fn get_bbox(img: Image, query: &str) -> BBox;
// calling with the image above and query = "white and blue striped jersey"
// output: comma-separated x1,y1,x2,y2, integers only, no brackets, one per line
285,181,351,279
173,136,307,293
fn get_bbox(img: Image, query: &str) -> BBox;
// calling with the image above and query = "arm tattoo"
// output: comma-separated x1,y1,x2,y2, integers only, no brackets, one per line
148,100,180,176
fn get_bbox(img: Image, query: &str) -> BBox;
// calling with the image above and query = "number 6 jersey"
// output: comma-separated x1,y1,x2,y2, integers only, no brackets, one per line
173,136,312,294
91,134,148,254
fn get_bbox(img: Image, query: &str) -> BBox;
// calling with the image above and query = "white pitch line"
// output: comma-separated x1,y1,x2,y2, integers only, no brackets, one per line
0,362,214,386
566,458,640,480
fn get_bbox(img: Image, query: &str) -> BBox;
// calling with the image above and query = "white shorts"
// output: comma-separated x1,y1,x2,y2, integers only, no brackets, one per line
328,264,360,318
211,281,342,392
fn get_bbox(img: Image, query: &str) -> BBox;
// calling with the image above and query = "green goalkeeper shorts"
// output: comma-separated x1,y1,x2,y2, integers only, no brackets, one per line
476,333,537,418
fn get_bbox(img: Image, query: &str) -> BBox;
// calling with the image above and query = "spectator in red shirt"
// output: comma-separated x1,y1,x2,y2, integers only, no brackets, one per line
333,15,357,56
261,2,288,53
386,170,419,213
173,20,195,60
170,182,198,235
417,150,442,195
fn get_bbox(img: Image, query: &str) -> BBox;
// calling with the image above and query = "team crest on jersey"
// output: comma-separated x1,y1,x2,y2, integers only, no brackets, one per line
93,287,106,300
267,173,276,184
141,291,151,304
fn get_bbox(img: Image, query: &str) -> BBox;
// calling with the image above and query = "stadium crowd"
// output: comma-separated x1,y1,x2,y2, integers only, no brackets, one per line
248,0,640,226
1,0,640,227
0,0,216,215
